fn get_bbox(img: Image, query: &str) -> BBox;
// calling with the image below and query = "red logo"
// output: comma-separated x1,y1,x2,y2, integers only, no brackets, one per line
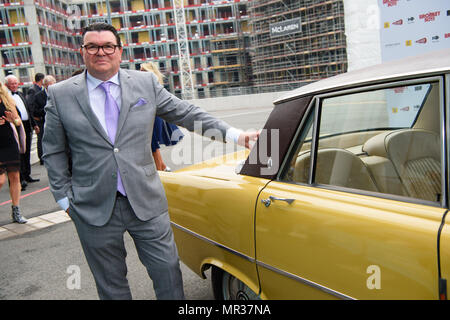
383,0,399,7
445,33,450,39
416,37,427,44
393,19,403,25
394,87,406,94
419,11,440,22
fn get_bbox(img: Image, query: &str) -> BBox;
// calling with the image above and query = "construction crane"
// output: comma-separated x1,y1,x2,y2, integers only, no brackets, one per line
171,0,195,100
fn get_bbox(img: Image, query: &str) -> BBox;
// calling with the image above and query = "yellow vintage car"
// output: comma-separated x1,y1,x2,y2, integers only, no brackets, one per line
161,48,450,300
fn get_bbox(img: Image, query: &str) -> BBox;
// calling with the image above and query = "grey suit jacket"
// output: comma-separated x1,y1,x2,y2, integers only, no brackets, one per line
42,69,231,226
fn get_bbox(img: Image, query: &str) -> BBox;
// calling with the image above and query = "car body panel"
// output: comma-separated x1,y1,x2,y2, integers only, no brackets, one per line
256,181,445,299
161,150,266,296
171,221,261,297
440,215,450,299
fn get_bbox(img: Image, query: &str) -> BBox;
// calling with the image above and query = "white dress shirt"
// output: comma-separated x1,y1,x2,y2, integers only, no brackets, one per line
10,91,29,121
86,72,121,133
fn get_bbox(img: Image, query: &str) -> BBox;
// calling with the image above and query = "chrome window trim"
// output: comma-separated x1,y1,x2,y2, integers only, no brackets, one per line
438,76,447,208
445,74,450,209
309,97,321,185
276,75,447,208
171,221,355,300
314,76,442,100
276,97,316,182
256,260,356,300
170,221,255,264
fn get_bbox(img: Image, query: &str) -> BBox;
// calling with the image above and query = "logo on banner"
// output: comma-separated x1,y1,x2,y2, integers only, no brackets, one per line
382,0,399,7
407,17,415,24
269,18,302,37
432,35,440,42
393,19,403,25
419,11,440,22
445,33,450,39
416,37,427,44
405,40,412,46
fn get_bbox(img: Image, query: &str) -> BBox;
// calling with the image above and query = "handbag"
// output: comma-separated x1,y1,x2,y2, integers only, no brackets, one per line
9,122,26,154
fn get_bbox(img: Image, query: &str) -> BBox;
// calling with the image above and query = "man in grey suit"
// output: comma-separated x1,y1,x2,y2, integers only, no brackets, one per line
42,22,258,300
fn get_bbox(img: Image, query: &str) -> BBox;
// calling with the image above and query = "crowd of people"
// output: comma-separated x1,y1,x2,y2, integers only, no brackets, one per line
0,72,50,224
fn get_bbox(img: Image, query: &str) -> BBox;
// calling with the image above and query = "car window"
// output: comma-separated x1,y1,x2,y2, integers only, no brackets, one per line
281,81,443,203
282,111,314,183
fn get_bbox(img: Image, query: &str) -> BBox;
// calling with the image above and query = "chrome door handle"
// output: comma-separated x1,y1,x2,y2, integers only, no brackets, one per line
261,196,295,207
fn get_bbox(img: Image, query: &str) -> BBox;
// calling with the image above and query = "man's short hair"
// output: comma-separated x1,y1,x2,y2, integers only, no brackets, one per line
82,22,122,47
5,74,17,83
35,73,45,82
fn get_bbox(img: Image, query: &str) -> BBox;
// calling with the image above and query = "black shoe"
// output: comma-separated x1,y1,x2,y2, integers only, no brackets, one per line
21,180,27,191
25,177,40,183
39,160,44,165
12,206,27,224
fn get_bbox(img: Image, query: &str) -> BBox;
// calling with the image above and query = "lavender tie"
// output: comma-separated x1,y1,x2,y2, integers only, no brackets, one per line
99,81,126,196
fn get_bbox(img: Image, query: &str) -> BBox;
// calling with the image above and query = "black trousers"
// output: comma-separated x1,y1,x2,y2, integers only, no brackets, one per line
20,120,33,181
35,118,44,161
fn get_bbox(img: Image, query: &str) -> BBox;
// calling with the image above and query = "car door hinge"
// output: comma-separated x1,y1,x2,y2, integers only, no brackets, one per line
439,278,447,300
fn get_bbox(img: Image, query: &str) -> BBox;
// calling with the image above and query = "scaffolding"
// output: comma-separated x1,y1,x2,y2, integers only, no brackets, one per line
172,0,194,99
249,0,347,90
0,0,252,96
0,0,348,96
0,0,82,85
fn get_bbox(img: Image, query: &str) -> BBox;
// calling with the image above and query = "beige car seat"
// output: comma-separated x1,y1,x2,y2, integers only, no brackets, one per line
294,148,378,192
363,129,441,202
384,129,441,202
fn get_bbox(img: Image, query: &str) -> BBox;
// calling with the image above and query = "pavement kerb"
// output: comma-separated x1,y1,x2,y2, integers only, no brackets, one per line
0,210,71,240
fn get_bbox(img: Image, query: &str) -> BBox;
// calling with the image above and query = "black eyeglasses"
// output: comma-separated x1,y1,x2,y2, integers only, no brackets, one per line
81,44,121,55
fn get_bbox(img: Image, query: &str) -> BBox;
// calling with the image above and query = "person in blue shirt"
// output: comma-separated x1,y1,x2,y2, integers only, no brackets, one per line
140,62,183,172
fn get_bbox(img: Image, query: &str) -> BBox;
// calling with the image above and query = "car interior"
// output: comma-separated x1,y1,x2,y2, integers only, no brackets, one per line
287,81,442,203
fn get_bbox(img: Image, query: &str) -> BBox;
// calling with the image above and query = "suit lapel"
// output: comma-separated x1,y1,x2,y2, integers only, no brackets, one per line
73,73,112,145
116,69,138,142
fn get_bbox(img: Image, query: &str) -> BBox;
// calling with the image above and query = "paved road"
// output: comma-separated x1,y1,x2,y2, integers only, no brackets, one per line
0,104,272,300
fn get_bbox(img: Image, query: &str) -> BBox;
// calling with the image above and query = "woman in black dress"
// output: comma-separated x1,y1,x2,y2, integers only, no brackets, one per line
0,82,27,223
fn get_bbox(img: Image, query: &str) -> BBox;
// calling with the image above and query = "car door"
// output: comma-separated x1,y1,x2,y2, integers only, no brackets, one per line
255,78,448,299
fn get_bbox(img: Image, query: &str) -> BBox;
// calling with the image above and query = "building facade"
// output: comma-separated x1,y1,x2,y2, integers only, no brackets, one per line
0,0,253,98
249,0,348,92
0,0,82,85
0,0,347,97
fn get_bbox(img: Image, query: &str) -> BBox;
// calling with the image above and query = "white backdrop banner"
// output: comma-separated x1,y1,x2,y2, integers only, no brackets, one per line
379,0,450,62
